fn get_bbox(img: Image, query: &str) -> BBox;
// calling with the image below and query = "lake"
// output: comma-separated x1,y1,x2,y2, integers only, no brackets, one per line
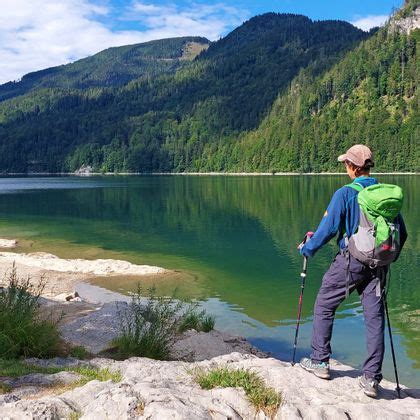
0,175,418,387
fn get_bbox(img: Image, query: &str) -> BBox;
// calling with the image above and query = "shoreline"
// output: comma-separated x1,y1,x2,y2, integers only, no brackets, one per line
0,239,170,301
1,171,418,176
1,238,419,418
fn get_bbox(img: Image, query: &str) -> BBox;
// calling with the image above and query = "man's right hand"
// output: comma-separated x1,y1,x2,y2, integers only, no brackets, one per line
297,231,314,252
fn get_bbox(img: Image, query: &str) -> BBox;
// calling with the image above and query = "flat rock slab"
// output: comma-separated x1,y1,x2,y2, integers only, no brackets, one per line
0,353,419,419
0,239,17,248
171,330,268,361
60,302,126,353
0,251,166,276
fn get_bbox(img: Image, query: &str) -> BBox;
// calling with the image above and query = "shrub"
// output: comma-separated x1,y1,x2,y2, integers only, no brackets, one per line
112,285,215,360
0,265,62,359
177,303,216,333
201,315,216,333
69,346,90,359
195,367,281,418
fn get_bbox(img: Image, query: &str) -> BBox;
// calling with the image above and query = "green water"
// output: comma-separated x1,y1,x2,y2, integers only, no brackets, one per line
0,175,418,387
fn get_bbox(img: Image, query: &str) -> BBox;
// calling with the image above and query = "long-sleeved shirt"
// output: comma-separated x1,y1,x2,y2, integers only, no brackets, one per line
300,176,408,258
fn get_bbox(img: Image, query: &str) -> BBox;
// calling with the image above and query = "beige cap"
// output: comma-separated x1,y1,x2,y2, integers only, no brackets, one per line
338,144,374,168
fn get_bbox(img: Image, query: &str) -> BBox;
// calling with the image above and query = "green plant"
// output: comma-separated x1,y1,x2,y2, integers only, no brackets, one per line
67,412,81,420
177,303,215,333
0,265,61,359
0,358,121,397
71,366,122,385
195,367,281,418
112,286,183,360
0,359,62,377
0,382,12,394
201,315,216,333
69,346,90,359
112,285,215,360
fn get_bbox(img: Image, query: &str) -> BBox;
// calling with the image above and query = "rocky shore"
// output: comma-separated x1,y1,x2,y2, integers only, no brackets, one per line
1,354,419,419
1,238,419,419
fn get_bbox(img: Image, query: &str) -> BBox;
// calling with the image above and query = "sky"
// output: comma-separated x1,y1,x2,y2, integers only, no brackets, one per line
0,0,404,84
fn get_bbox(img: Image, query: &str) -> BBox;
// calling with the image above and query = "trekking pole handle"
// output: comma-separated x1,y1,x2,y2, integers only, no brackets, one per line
301,232,314,274
304,231,314,242
298,231,314,251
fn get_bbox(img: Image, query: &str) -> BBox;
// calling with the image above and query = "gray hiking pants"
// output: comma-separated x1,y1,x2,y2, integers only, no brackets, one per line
311,251,385,382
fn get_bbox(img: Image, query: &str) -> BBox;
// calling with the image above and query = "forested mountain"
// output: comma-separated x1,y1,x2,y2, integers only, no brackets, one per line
0,4,418,173
204,10,419,172
0,37,210,101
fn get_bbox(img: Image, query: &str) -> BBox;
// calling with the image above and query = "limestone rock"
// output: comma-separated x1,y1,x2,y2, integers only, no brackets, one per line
1,354,419,419
4,371,81,388
0,238,17,248
389,6,420,34
60,302,126,353
0,251,167,276
171,330,268,361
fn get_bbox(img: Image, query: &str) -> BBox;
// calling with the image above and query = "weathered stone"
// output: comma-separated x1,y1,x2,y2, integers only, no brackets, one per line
60,302,127,353
0,353,419,419
25,357,86,369
5,371,81,388
171,330,267,361
389,6,420,34
0,239,17,248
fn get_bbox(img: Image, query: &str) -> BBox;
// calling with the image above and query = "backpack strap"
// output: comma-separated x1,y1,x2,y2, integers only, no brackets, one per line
344,181,364,298
346,182,364,192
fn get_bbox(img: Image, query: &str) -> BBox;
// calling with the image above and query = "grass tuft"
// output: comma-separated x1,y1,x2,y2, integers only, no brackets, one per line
111,285,215,360
71,366,122,385
69,346,90,360
0,264,61,359
0,359,122,395
195,367,281,418
0,382,12,394
177,304,215,333
0,358,62,377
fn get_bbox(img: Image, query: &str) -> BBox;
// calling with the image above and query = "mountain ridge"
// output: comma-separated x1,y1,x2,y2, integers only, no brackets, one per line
0,36,210,102
1,8,417,173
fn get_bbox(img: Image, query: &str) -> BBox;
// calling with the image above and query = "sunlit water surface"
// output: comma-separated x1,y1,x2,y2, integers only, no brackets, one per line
0,175,418,387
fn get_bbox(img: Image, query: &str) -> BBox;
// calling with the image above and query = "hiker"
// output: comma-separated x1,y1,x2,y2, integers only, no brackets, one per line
298,145,407,398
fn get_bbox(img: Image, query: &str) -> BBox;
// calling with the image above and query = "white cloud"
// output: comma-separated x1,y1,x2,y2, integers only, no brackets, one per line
127,2,247,42
0,0,248,84
351,14,389,31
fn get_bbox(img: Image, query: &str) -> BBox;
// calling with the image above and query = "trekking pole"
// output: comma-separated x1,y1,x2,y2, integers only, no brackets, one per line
291,232,313,366
383,289,402,398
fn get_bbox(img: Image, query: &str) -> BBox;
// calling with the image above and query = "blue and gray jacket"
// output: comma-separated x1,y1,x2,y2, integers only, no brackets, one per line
300,176,408,258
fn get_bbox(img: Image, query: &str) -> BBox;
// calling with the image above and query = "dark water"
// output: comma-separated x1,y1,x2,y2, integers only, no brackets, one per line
0,175,418,387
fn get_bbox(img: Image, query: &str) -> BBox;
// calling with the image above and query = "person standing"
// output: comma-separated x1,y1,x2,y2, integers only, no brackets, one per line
298,145,407,398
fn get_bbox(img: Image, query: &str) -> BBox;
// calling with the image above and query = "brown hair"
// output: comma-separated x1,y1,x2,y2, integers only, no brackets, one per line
345,160,373,177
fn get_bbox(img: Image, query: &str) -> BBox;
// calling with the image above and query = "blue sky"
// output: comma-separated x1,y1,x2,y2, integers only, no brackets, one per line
107,0,404,32
0,0,404,84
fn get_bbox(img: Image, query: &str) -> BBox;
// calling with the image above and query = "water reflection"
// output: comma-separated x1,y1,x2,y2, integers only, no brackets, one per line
0,175,418,386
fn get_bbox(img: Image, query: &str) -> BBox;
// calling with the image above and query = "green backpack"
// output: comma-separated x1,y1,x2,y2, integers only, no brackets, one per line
347,183,404,267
